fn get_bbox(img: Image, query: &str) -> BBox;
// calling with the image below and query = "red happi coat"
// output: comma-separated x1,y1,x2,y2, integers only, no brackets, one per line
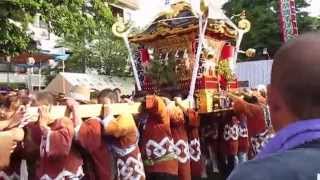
220,113,239,156
237,114,249,154
169,106,191,180
103,113,145,180
76,118,114,180
186,109,203,178
233,99,266,137
36,118,84,180
140,95,178,176
233,99,273,155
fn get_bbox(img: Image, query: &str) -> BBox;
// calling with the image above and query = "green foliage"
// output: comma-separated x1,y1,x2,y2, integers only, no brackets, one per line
146,58,178,87
61,30,130,76
0,0,115,55
216,61,234,81
223,0,319,59
0,19,34,55
0,0,40,55
0,0,130,77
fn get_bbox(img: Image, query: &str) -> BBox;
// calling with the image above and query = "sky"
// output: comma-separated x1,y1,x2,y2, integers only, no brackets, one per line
307,0,320,16
132,0,320,27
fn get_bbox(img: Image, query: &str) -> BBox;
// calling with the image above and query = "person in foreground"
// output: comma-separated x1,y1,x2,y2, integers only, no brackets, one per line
228,32,320,180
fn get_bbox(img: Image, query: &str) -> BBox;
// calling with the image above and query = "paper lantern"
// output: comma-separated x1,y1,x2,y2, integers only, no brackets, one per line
140,48,150,64
220,44,235,60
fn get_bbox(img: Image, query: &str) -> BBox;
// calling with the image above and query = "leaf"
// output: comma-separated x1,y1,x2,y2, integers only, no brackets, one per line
222,0,317,60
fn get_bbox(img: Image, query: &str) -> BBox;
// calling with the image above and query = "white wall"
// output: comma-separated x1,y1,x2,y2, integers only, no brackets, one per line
236,60,273,88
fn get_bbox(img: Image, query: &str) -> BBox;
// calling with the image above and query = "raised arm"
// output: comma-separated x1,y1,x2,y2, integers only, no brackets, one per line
76,118,103,153
146,95,170,125
38,106,74,157
228,93,249,114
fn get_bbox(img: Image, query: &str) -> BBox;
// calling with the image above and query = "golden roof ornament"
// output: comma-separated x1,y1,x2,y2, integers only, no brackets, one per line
200,0,209,16
161,1,191,19
238,10,251,33
112,15,132,38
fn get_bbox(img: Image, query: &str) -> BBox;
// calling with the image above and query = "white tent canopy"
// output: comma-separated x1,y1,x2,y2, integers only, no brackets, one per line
45,72,135,95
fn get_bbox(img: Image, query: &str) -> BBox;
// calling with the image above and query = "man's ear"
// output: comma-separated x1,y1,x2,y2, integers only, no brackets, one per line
267,85,280,111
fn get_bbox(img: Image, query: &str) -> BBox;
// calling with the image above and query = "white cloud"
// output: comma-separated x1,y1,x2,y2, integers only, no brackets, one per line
307,0,320,16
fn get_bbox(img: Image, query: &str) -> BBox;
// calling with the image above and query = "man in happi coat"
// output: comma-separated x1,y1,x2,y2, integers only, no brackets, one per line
219,111,239,177
0,96,37,179
175,99,203,180
102,110,145,180
237,114,249,164
140,95,178,180
229,94,274,157
168,104,191,180
65,86,114,180
35,92,84,180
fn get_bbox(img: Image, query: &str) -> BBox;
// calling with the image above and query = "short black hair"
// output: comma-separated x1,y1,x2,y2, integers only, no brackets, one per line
113,88,121,93
243,95,258,104
98,88,117,103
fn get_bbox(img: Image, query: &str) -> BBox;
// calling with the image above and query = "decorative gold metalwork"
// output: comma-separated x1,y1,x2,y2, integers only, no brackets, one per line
238,10,251,33
245,48,256,57
128,3,239,43
112,15,132,37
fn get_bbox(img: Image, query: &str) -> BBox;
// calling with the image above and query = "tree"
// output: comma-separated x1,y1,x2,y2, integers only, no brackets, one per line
62,29,130,76
0,0,131,77
223,0,319,60
0,0,115,55
0,0,39,55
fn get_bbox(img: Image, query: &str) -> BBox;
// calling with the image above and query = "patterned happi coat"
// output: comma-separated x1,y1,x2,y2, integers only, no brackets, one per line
140,96,178,176
186,109,203,178
102,113,145,180
169,106,191,180
36,118,84,180
233,99,274,156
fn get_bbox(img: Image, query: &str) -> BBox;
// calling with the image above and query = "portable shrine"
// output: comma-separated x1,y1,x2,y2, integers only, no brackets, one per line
128,1,251,113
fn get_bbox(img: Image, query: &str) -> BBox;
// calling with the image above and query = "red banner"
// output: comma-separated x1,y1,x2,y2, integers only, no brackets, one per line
278,0,299,42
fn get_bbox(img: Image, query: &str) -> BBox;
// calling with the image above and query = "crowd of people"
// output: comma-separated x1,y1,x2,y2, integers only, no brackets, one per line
0,33,319,180
0,80,271,180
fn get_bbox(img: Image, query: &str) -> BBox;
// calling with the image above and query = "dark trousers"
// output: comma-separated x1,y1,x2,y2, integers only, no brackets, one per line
146,173,179,180
216,153,236,179
191,176,202,180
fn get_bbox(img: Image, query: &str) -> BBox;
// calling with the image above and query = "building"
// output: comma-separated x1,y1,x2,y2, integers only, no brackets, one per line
0,1,138,89
236,60,273,88
109,0,140,22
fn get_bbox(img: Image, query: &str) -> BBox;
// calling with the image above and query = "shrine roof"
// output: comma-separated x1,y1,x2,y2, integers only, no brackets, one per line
129,1,239,43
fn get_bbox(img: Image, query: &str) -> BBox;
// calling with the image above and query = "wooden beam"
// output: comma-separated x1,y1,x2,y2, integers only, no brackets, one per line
26,99,192,120
27,103,142,120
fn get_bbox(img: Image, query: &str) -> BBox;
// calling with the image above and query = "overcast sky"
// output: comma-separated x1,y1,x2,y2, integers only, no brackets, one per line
132,0,319,26
306,0,320,16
